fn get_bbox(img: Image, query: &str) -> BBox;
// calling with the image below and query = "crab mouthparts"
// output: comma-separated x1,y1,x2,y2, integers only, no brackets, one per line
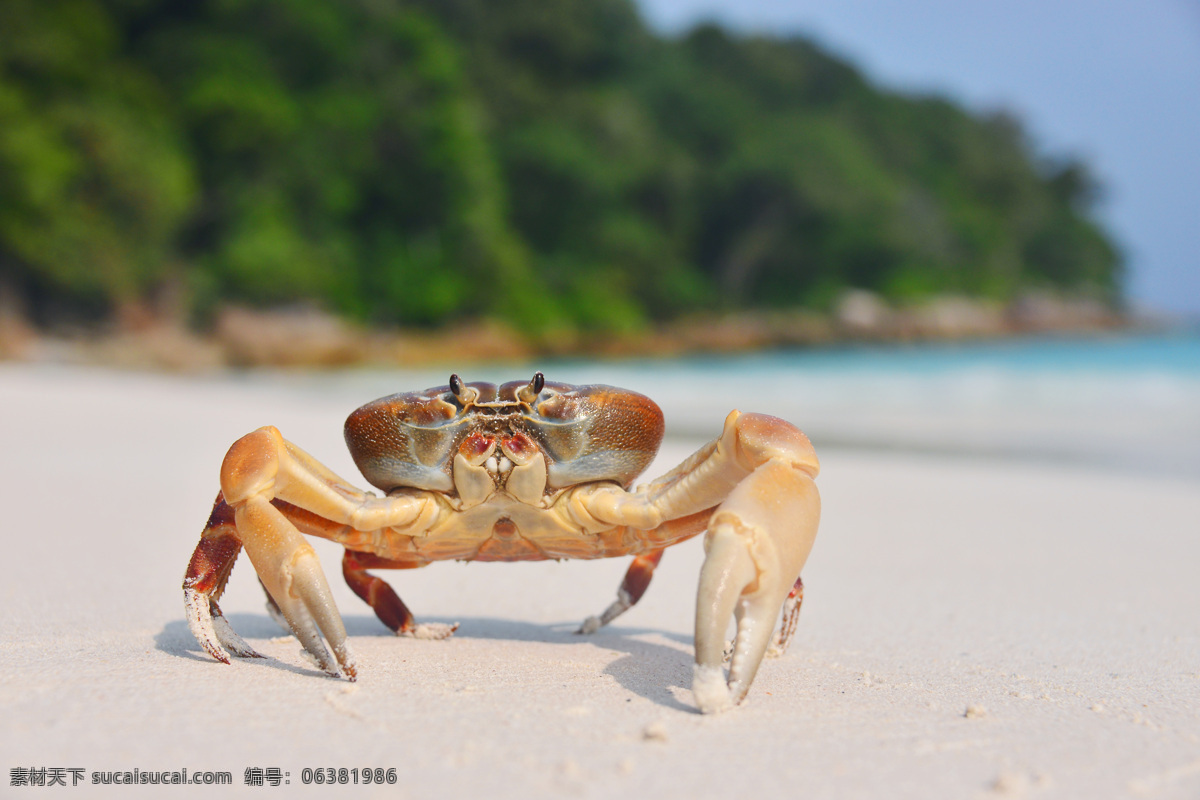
458,430,540,487
484,454,516,481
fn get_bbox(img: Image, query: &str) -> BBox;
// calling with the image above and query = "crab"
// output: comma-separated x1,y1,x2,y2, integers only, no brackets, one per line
183,373,820,713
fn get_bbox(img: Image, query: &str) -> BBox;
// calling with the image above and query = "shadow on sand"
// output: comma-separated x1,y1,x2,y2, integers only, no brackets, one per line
156,613,699,712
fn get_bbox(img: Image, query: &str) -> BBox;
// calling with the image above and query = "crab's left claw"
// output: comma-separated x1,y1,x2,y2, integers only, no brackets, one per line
692,419,821,714
184,494,267,663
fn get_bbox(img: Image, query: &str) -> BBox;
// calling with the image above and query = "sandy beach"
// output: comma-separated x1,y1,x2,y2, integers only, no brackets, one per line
2,363,1198,798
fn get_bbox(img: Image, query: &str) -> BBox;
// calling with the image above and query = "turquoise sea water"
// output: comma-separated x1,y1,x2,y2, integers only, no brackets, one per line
693,330,1200,376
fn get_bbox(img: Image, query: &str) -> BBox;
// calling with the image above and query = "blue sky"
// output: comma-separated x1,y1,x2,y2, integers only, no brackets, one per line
637,0,1200,317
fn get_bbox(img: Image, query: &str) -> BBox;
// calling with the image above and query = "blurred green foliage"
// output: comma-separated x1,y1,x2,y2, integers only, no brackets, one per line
0,0,1121,332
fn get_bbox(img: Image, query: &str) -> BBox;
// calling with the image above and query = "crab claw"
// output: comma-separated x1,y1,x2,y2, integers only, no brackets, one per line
185,589,266,662
252,537,356,680
216,427,357,680
693,458,820,713
183,495,267,663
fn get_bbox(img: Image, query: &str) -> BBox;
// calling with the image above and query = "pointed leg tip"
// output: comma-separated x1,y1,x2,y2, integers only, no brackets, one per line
577,616,602,635
405,622,458,640
211,609,265,659
298,646,340,678
331,643,357,681
224,644,265,660
208,648,233,665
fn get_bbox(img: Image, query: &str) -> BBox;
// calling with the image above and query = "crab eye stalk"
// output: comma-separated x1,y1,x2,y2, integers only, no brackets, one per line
448,374,479,406
517,372,545,404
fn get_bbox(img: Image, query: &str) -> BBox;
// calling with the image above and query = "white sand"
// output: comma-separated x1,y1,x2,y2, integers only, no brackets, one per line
2,365,1198,798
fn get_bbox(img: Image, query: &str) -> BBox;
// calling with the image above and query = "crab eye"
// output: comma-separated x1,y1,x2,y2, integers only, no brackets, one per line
448,374,480,406
517,372,545,404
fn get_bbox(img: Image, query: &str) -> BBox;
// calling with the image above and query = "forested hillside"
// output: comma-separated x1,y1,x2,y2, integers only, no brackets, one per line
0,0,1121,336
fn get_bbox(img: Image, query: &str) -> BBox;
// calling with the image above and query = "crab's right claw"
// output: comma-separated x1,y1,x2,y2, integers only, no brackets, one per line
216,427,357,680
692,458,820,714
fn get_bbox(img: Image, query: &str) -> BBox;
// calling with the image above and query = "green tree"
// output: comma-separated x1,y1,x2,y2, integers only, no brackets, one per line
0,0,194,317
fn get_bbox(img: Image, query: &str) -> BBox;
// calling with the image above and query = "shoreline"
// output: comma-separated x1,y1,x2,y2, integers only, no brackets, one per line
0,291,1154,372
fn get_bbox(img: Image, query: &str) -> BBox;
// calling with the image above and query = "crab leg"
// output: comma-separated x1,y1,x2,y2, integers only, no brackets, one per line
183,494,264,661
342,550,419,634
770,576,804,657
342,551,458,640
578,548,665,634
